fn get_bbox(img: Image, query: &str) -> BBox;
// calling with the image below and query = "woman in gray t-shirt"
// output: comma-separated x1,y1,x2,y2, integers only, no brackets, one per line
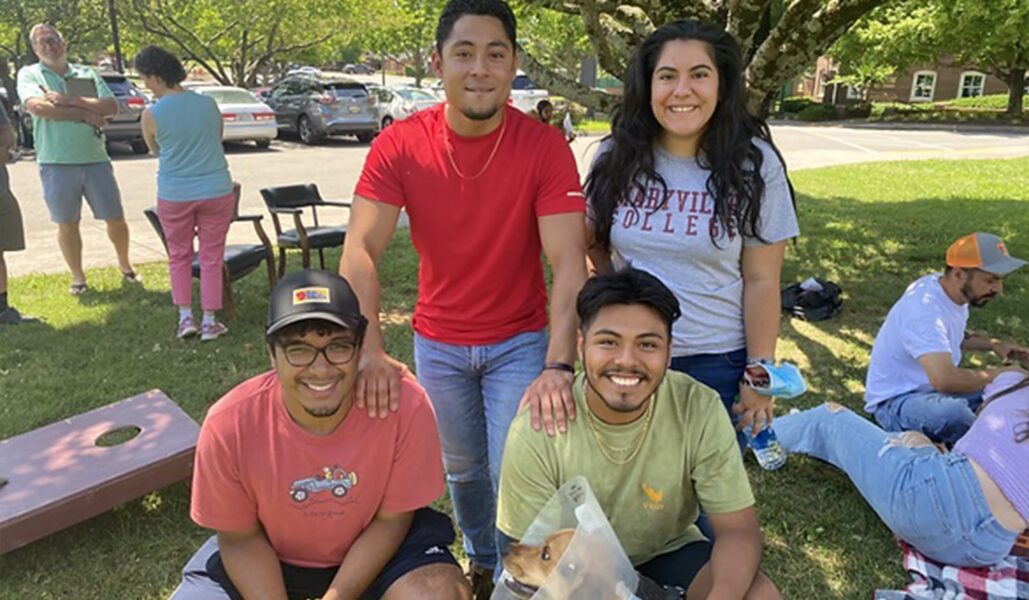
584,20,799,437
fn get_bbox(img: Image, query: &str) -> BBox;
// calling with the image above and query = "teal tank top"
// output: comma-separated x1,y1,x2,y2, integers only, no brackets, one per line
150,91,232,201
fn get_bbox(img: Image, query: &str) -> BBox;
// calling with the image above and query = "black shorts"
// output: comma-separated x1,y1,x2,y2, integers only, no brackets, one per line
172,508,458,600
636,540,713,592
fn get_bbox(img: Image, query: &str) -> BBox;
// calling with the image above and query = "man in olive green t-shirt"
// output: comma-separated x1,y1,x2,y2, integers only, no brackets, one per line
497,268,780,599
16,23,137,294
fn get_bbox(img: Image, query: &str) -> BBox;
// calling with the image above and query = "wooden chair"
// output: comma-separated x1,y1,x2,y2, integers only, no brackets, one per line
259,184,350,277
143,184,276,320
0,390,199,554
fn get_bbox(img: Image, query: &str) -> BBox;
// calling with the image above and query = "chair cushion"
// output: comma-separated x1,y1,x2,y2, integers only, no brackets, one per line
191,244,268,280
276,226,346,249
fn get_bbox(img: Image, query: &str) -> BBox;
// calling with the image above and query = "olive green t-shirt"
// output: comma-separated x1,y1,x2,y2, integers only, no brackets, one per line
497,371,754,565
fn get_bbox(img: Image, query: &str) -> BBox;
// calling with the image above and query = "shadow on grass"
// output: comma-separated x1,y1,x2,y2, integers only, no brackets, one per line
1,172,1026,597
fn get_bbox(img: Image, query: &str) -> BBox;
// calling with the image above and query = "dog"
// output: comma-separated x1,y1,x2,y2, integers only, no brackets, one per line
502,529,683,599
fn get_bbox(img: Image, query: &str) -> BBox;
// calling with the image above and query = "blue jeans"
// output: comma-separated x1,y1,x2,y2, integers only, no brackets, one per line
670,348,746,449
414,329,548,570
873,390,983,445
774,404,1017,567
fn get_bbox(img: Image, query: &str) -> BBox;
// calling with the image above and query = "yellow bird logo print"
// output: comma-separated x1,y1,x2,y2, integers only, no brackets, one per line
637,483,662,506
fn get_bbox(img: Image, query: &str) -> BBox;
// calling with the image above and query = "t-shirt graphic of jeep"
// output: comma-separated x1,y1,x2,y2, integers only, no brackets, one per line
289,465,359,503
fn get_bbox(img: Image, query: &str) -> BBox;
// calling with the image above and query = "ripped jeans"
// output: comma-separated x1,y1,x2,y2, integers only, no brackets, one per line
773,404,1018,567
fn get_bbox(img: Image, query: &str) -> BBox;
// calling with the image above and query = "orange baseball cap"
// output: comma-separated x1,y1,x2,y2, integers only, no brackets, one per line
946,232,1026,275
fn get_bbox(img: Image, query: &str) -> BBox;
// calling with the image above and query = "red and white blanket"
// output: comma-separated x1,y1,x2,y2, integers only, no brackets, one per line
874,541,1029,600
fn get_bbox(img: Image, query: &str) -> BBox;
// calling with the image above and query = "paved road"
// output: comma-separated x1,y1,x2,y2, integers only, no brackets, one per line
6,124,1028,278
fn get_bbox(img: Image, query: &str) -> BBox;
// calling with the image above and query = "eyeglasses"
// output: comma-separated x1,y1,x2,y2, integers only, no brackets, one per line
279,340,358,367
33,37,63,48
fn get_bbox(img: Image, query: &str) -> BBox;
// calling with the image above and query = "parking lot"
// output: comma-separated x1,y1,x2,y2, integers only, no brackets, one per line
6,123,1028,278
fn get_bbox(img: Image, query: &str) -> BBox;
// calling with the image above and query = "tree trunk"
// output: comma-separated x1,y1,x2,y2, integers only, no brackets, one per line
1005,68,1025,116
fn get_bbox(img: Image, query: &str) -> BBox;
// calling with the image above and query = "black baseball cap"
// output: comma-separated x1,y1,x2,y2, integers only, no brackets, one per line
266,270,366,336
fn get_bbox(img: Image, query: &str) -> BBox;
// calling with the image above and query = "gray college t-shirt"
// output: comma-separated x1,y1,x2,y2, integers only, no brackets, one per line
597,139,799,356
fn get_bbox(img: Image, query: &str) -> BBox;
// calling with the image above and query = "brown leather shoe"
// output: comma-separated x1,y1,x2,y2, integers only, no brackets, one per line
466,564,494,600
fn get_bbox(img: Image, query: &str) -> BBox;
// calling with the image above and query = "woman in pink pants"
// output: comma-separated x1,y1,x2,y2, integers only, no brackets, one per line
136,45,234,340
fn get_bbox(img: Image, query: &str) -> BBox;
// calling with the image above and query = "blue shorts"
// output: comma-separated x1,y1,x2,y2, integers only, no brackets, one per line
39,162,123,223
636,540,713,592
170,508,459,600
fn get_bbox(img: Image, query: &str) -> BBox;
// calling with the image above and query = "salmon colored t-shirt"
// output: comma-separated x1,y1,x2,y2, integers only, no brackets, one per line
190,371,445,568
354,104,585,345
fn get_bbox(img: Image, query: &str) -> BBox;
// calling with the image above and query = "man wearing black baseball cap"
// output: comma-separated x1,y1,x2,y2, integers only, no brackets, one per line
864,232,1027,444
173,270,471,599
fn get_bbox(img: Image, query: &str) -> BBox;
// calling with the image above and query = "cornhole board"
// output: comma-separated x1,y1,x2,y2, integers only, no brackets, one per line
0,390,199,554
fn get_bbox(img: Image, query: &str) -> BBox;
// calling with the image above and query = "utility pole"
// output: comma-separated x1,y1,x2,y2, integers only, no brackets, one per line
108,0,125,72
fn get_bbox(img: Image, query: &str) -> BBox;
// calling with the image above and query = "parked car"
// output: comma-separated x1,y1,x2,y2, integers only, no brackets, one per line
251,86,272,102
343,63,374,75
100,72,150,154
265,75,378,144
194,86,277,149
5,72,150,153
369,85,440,129
509,71,549,114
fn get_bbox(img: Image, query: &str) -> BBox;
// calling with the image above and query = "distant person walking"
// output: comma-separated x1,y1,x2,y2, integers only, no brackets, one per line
135,45,234,341
16,23,138,294
0,103,37,324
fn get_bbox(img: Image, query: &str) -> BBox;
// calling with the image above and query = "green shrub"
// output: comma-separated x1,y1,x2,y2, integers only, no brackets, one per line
780,96,818,114
796,104,838,121
943,93,1023,110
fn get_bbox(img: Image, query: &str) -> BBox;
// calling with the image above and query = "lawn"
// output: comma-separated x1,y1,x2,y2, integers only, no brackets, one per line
0,157,1026,598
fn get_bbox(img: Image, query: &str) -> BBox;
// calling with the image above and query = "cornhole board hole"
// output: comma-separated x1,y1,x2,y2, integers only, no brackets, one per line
0,390,199,554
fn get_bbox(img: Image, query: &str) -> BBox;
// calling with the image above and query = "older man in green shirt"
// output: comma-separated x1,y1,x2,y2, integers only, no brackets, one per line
497,268,780,599
16,23,137,294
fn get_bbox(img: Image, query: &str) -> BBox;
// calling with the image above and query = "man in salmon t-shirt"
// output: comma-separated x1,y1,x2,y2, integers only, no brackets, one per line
172,270,470,600
338,0,587,595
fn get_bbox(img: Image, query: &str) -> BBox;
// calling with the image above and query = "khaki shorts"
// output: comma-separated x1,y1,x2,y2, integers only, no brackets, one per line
0,188,25,252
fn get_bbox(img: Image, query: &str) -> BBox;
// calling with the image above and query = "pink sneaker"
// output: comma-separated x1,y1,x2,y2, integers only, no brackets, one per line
200,321,228,342
177,316,198,339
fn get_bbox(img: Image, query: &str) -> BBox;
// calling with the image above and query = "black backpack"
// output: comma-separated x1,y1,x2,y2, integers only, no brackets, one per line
781,279,843,321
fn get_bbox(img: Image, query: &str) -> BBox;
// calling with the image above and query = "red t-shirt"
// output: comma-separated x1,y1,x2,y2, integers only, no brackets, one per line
354,105,584,345
190,371,444,568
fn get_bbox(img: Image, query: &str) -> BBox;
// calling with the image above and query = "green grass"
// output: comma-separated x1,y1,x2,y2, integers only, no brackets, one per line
943,93,1025,110
1,157,1027,598
576,118,612,134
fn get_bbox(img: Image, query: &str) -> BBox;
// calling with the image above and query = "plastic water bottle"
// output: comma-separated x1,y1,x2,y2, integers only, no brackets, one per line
743,421,787,471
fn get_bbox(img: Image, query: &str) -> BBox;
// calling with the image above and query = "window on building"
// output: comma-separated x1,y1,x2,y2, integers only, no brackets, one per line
910,71,936,102
958,71,986,98
846,85,863,100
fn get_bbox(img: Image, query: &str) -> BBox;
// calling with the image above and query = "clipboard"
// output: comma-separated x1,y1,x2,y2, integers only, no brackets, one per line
65,77,97,98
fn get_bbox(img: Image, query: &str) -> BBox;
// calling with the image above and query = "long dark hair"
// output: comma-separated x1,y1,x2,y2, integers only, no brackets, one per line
585,19,794,251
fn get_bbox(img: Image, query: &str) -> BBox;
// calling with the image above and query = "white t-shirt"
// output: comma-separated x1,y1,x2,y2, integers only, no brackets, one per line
596,139,799,356
863,273,968,411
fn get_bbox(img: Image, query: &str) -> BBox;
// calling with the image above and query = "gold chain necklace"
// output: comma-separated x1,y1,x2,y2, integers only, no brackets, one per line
583,378,656,466
444,110,507,181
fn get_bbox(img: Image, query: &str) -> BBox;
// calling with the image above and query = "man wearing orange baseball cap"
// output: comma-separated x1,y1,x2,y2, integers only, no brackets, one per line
863,232,1027,444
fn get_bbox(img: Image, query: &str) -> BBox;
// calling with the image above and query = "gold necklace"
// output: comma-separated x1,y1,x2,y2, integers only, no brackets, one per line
444,110,507,181
583,379,656,465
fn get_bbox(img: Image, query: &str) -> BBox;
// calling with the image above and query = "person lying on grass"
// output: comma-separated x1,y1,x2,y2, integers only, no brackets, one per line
171,269,470,600
773,368,1029,567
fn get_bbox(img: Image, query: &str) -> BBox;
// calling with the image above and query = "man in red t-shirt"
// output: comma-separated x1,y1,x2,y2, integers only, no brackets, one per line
172,270,470,600
339,0,586,594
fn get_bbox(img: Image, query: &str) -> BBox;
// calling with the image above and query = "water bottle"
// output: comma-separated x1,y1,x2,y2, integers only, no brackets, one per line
742,420,787,471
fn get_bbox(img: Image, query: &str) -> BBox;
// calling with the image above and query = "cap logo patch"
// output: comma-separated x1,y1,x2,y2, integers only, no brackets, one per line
997,242,1009,256
293,287,331,305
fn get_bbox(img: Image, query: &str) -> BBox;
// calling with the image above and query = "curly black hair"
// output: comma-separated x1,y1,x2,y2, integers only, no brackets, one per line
133,45,187,86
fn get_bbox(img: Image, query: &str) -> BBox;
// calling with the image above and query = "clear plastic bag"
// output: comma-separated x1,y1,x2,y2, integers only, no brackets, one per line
492,476,641,599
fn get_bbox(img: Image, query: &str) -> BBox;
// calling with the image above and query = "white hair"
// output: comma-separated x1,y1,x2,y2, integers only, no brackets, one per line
29,23,64,45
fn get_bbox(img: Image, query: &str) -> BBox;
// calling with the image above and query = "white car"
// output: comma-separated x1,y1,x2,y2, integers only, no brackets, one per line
195,86,277,149
509,71,549,114
370,86,441,128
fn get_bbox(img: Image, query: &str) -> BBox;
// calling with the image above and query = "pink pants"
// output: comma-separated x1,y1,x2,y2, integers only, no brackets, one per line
157,192,235,312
